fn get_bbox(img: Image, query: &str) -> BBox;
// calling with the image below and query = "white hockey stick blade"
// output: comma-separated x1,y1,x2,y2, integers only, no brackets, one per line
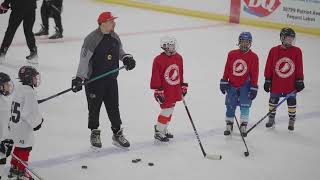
205,154,222,160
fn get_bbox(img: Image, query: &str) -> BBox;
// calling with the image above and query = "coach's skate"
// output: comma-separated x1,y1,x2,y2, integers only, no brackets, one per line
112,128,130,148
90,129,102,148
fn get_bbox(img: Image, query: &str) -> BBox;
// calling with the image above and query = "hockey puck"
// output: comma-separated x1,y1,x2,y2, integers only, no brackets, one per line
148,162,154,166
81,165,88,169
136,158,141,162
244,152,249,157
132,159,138,163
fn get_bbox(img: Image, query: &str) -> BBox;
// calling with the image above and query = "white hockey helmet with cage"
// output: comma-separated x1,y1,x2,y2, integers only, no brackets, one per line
160,36,177,54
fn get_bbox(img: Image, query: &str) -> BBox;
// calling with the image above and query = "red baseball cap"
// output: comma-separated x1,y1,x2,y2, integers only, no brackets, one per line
98,12,117,24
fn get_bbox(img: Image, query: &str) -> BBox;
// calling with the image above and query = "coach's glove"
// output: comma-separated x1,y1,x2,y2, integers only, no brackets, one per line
181,83,188,97
249,85,258,100
122,54,136,71
220,79,229,94
34,119,44,131
154,89,165,104
264,78,272,93
0,2,9,14
0,139,13,157
295,78,305,92
71,77,83,93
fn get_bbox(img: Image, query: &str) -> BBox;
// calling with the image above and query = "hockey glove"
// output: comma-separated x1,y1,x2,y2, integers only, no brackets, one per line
71,77,83,93
264,78,272,93
220,79,229,94
249,86,258,100
181,83,188,96
0,3,9,14
122,54,136,71
295,78,305,92
154,89,165,104
34,119,44,131
0,139,13,157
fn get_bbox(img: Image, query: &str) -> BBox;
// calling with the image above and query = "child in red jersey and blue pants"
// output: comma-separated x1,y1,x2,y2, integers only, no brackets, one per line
220,32,259,137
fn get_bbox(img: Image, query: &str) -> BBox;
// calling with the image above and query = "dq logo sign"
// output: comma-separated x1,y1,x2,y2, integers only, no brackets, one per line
243,0,282,17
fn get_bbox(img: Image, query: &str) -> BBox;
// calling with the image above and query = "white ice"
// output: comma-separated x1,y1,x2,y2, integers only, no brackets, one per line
1,0,320,180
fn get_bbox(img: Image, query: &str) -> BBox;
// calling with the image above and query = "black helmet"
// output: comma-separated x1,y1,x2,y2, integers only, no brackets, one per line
280,27,295,40
0,72,12,96
18,66,40,87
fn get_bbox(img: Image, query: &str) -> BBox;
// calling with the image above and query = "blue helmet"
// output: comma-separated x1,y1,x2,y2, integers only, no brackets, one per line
239,32,252,42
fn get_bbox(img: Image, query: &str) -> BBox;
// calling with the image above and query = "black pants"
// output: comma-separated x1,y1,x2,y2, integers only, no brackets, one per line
40,1,63,32
0,9,36,51
85,79,122,132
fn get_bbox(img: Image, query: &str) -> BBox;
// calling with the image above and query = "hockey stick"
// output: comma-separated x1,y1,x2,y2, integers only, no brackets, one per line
182,97,222,160
11,153,44,180
246,90,297,135
38,66,126,104
234,116,250,157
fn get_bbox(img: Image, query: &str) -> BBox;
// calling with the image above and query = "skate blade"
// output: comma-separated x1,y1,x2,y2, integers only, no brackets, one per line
112,141,130,150
35,35,49,39
90,146,102,152
153,139,170,145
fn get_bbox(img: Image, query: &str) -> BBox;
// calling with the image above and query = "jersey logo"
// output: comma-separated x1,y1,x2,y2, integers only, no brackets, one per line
164,64,180,86
275,57,295,78
233,59,248,76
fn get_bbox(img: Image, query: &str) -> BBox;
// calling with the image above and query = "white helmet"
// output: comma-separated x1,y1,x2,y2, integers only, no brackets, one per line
160,36,177,54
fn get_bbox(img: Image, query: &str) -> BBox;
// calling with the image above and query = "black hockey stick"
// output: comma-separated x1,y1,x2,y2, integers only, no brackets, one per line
234,116,250,157
182,97,222,160
11,153,44,180
38,66,126,104
245,90,297,135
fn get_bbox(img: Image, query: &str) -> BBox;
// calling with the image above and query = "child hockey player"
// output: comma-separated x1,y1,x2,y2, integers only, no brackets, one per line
0,72,14,179
220,32,259,137
150,36,188,142
264,27,304,131
7,66,43,180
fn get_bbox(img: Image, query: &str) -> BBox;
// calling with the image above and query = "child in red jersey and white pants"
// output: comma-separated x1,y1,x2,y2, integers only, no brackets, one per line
150,36,188,142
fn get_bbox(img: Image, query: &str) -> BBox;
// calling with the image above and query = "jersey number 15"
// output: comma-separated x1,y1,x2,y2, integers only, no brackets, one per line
10,102,21,123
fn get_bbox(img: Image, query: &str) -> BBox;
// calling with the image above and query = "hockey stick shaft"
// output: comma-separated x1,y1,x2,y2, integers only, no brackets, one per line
38,66,125,104
11,153,44,180
182,98,222,160
246,90,297,135
234,116,249,154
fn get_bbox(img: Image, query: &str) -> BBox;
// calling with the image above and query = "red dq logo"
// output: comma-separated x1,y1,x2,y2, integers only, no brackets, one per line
243,0,281,17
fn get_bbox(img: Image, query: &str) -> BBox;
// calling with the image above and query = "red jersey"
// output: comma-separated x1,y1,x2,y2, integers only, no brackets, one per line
222,49,259,88
264,45,304,94
150,52,184,104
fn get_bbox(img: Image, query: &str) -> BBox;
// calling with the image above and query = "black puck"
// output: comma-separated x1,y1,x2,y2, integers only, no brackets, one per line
132,159,138,163
148,162,154,166
136,158,141,162
81,165,88,169
244,152,249,157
